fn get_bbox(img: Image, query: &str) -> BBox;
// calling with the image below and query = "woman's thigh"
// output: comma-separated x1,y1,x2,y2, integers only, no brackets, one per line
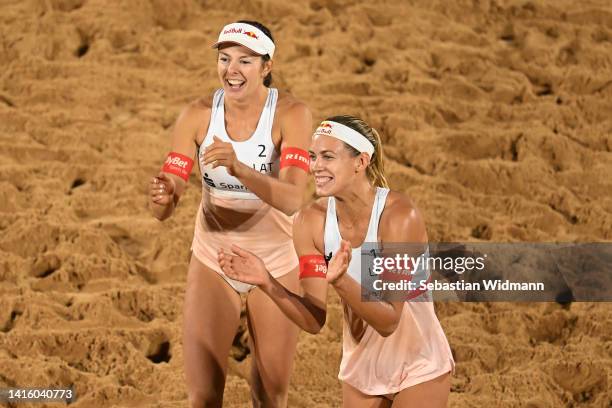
183,255,242,403
246,268,301,404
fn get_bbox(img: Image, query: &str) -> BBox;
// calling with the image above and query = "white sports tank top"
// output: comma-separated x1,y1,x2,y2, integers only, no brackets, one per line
324,187,389,282
323,187,454,395
198,88,280,200
190,88,297,281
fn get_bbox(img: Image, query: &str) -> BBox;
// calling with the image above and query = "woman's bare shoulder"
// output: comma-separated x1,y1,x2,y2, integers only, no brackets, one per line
175,92,216,141
186,92,215,115
381,190,427,242
296,197,328,227
293,197,329,251
384,191,419,215
275,90,310,116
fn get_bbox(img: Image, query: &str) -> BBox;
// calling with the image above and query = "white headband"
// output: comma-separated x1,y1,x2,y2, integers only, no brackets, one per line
313,120,375,157
212,23,276,59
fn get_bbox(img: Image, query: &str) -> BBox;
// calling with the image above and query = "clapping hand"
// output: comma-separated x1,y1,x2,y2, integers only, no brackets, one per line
218,245,272,288
326,240,352,284
203,136,241,176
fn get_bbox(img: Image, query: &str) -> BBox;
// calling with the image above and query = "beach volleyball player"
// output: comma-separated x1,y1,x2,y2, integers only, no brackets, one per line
149,21,312,407
218,116,455,407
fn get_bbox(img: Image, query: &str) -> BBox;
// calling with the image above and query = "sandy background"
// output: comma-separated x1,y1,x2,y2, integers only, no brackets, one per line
1,0,611,406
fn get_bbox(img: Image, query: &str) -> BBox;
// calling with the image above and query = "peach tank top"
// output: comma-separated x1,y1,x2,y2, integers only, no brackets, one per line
323,187,454,395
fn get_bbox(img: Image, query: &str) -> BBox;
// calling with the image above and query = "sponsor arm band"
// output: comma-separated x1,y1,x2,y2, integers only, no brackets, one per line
299,255,327,279
280,147,310,172
162,152,194,181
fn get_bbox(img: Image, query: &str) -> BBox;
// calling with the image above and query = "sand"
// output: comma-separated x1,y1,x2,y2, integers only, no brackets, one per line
1,0,611,406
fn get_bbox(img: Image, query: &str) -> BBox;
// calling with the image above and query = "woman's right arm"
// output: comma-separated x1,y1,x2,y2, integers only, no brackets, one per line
149,102,209,221
217,205,329,334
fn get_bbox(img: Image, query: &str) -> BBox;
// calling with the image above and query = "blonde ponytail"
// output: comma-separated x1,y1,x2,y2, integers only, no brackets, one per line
367,128,389,188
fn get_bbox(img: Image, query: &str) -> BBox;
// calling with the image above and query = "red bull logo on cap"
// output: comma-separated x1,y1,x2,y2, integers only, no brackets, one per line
320,123,333,128
244,31,259,39
223,27,242,35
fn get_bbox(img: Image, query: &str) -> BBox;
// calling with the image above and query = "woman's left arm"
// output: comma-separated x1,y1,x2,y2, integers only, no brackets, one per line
204,101,312,216
330,198,428,337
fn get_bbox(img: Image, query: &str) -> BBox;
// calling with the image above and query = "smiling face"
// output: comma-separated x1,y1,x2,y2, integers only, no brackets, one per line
217,44,271,98
309,135,366,197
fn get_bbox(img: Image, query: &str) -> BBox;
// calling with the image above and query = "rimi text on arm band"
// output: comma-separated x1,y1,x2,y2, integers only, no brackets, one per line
280,147,310,172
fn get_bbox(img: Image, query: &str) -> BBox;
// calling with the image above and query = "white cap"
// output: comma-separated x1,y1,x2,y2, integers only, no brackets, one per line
212,22,275,59
313,120,375,157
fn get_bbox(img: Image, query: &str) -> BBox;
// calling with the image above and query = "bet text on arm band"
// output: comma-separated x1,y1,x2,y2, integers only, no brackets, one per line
299,255,327,279
280,147,310,172
162,152,194,181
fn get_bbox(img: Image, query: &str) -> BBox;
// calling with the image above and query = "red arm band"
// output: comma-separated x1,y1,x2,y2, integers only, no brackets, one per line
280,147,310,172
299,255,327,279
162,152,194,182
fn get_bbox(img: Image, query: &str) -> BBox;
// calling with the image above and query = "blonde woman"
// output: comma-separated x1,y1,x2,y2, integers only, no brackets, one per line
219,115,454,407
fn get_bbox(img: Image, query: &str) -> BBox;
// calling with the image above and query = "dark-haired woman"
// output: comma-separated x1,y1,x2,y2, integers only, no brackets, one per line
149,21,312,408
219,116,454,407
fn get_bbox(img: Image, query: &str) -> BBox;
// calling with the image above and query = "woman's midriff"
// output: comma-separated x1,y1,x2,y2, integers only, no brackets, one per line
191,188,298,278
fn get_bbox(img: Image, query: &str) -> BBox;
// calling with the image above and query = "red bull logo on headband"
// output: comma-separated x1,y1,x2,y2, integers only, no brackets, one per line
313,120,375,156
315,122,334,135
223,27,243,35
244,31,259,39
